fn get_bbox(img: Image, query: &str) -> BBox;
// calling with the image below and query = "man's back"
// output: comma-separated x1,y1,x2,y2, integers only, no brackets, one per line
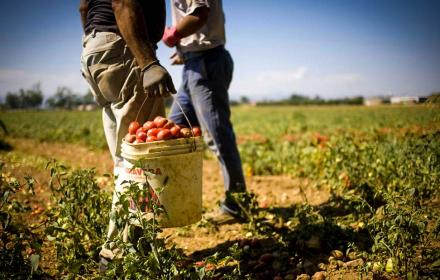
84,0,166,44
171,0,226,53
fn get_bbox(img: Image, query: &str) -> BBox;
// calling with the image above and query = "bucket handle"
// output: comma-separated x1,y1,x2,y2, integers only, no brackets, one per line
135,92,198,152
171,96,198,152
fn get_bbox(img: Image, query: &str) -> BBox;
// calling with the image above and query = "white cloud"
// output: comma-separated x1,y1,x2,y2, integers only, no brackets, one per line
229,67,371,100
230,67,308,99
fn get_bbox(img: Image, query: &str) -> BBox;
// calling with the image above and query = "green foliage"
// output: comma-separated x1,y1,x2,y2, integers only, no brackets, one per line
46,87,95,109
0,162,43,279
4,83,43,109
1,105,439,278
1,110,106,149
102,176,201,279
45,160,111,278
256,93,364,105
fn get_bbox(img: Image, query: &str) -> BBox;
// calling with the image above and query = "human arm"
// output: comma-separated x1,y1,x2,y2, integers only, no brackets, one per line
79,0,88,32
112,0,157,69
175,6,209,38
162,6,210,47
112,0,176,96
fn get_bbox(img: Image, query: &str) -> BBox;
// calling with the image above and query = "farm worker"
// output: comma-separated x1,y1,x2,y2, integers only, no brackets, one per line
163,0,247,223
78,0,176,271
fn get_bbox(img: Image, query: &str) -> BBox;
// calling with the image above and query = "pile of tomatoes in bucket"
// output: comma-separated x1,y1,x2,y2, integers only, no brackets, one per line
125,116,202,144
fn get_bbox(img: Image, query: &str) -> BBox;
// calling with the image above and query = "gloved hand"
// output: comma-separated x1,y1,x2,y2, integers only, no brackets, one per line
162,26,182,47
142,61,176,98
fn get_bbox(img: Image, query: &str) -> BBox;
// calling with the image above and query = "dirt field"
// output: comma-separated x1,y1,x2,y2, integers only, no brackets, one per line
3,137,329,250
2,137,340,278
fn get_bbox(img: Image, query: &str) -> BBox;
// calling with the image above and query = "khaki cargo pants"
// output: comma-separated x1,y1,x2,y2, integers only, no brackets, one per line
80,31,165,259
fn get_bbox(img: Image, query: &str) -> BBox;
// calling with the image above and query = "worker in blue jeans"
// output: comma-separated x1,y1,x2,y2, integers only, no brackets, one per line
163,0,246,223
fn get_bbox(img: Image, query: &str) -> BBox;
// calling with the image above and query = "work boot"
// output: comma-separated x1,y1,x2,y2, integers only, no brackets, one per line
205,201,246,225
205,208,239,225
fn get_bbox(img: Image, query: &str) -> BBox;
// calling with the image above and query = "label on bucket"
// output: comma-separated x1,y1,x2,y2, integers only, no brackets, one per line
118,167,162,183
122,151,203,228
115,166,161,215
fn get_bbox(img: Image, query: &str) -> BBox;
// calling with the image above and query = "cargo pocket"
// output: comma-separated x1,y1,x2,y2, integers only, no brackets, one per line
89,53,128,104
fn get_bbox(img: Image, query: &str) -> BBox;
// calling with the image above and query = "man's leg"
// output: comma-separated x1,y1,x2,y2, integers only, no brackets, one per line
168,65,198,126
186,50,246,217
101,47,165,259
81,32,165,263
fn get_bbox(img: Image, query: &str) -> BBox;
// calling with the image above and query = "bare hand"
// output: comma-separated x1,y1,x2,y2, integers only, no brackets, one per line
170,52,184,65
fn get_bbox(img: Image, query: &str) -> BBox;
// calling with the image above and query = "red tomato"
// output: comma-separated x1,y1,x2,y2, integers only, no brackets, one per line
136,131,147,142
153,116,164,122
146,135,157,142
128,121,141,134
153,116,167,128
134,138,145,144
180,128,191,138
170,126,181,138
163,121,175,129
157,129,172,140
147,128,160,137
125,133,136,143
143,121,156,130
192,126,202,137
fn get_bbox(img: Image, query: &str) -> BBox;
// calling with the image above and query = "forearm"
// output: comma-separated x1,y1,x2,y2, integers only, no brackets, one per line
112,0,157,69
175,7,209,37
79,0,88,32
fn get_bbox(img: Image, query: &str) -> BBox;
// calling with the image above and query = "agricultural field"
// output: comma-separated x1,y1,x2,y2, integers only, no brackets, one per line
1,104,439,279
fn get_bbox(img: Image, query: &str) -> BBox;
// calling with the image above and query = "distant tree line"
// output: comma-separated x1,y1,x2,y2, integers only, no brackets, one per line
4,83,44,109
46,87,95,109
427,92,440,104
235,93,364,106
1,84,95,110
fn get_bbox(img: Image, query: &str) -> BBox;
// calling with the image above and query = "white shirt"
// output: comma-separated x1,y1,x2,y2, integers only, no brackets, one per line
171,0,226,53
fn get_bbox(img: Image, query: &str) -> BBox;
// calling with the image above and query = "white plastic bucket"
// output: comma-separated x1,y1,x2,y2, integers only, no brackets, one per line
120,137,203,228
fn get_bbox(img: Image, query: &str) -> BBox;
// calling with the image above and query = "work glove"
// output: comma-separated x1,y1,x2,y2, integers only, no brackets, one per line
142,61,176,98
162,26,182,47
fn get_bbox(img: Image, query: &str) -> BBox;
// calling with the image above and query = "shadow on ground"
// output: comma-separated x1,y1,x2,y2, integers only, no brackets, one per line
189,193,375,279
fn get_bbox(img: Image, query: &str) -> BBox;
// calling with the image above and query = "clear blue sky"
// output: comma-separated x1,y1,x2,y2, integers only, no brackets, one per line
0,0,439,101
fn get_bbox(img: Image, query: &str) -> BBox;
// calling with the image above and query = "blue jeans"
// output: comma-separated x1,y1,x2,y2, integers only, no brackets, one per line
168,46,246,215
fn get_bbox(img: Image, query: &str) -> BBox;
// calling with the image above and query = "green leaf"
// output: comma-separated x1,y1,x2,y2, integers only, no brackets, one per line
30,254,40,273
431,259,440,268
47,235,57,241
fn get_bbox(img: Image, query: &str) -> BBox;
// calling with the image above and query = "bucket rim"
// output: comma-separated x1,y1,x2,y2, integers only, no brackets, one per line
122,136,203,147
121,149,203,162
